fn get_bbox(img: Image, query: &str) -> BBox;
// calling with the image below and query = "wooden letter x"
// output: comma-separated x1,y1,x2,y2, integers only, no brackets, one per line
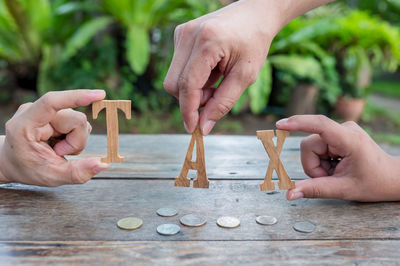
92,100,131,163
257,130,295,191
174,128,209,188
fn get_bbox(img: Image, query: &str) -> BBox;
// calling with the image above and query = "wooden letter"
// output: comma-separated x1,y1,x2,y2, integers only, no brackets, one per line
257,130,295,191
92,100,131,163
175,128,209,188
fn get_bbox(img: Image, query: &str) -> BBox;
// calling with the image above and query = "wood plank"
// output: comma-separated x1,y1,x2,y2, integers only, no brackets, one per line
0,240,399,265
0,180,399,241
70,135,400,179
73,135,307,179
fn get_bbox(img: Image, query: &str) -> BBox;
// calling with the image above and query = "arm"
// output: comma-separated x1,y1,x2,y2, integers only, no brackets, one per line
164,0,333,135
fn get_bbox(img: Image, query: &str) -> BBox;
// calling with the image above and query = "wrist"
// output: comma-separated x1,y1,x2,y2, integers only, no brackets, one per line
250,0,334,37
0,136,10,184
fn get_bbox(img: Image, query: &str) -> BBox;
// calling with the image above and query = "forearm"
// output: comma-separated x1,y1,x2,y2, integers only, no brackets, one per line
249,0,334,36
0,136,9,184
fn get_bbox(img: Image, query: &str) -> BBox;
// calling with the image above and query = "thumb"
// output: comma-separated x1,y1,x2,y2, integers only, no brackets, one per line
286,177,353,200
66,158,110,185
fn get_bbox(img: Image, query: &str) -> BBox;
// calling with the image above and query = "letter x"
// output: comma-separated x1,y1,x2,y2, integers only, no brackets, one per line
257,130,295,191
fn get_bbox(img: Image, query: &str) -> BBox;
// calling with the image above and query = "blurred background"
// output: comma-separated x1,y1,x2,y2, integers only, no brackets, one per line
0,0,399,144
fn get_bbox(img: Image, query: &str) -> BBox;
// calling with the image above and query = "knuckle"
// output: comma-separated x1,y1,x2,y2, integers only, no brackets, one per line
40,92,55,106
17,102,33,112
316,114,328,124
71,167,88,185
310,185,323,199
76,112,88,125
342,120,357,127
215,97,235,117
199,21,220,43
247,72,258,86
163,79,176,94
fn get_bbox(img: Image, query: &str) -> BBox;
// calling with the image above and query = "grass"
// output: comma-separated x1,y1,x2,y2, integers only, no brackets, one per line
368,80,400,98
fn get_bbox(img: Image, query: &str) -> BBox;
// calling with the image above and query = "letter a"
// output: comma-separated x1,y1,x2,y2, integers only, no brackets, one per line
257,130,295,191
175,128,209,188
92,100,131,163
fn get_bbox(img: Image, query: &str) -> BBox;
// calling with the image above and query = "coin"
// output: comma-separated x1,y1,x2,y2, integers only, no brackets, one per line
256,215,277,225
293,221,316,233
156,224,180,236
117,217,143,230
180,214,207,227
156,207,178,217
216,216,240,228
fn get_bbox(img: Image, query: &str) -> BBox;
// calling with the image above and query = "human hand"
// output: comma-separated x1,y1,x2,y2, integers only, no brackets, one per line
0,90,110,187
164,0,332,135
276,115,400,202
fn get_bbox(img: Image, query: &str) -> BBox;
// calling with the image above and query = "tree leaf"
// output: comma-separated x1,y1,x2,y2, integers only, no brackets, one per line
61,16,112,61
126,25,149,75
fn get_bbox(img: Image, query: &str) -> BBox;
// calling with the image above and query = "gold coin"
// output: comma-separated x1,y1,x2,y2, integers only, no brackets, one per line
117,217,143,230
216,216,240,228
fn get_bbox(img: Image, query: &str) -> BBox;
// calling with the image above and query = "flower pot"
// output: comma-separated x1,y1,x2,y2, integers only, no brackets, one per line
335,96,365,122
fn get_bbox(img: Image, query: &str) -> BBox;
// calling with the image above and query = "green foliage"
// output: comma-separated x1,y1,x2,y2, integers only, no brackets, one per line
276,8,400,98
62,16,113,61
368,80,400,98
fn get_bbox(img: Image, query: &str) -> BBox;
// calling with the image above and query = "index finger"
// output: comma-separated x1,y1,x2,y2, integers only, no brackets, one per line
276,115,353,151
23,90,106,127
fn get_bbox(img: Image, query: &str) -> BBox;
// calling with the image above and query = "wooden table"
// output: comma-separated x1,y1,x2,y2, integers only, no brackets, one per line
1,134,400,265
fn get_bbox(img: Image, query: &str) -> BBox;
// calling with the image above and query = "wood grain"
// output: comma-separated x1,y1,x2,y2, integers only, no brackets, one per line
257,130,295,190
70,135,308,180
1,240,399,265
174,128,209,188
92,100,131,163
0,180,400,241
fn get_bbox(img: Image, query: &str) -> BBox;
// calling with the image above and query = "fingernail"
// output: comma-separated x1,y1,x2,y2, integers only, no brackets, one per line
184,122,190,133
276,118,288,127
93,162,110,174
289,190,304,200
90,90,105,95
202,120,215,136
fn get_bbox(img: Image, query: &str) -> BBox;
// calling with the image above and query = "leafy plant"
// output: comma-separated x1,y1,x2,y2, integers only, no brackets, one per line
0,0,113,94
275,8,400,98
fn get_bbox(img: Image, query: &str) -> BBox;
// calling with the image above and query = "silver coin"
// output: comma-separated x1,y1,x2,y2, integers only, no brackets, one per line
216,216,240,228
293,221,316,233
156,207,178,217
256,215,277,226
180,214,207,227
156,224,180,236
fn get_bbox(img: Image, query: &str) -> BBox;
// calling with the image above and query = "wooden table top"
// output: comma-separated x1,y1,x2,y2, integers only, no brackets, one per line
1,134,400,265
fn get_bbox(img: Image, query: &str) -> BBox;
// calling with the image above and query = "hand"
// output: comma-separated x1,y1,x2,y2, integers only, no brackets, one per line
276,115,400,202
0,90,110,187
164,0,332,135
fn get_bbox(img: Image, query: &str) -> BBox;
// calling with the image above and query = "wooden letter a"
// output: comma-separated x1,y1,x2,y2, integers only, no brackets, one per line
257,130,295,191
175,128,209,188
92,100,131,163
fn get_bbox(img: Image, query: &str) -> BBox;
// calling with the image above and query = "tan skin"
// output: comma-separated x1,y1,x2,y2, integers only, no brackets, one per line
277,115,400,202
164,0,400,202
0,90,110,187
164,0,333,135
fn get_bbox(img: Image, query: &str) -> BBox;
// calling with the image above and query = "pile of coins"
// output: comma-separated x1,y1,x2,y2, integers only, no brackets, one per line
117,208,316,235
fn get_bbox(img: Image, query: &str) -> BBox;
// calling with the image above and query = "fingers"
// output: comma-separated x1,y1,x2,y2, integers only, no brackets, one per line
276,115,353,154
199,65,250,135
23,90,105,127
51,109,91,156
64,158,110,185
286,177,354,201
300,134,330,178
164,22,199,99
